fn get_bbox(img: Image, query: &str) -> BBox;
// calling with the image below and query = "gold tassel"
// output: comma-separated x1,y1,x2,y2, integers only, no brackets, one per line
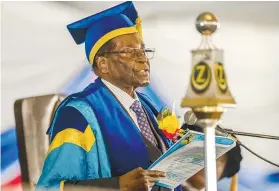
135,16,143,39
230,173,238,191
60,181,65,191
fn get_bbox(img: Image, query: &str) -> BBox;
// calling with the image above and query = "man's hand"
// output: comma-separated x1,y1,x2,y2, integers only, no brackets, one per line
119,167,166,191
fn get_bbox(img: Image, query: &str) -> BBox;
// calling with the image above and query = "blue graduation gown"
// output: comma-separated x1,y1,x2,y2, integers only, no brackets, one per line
36,77,181,191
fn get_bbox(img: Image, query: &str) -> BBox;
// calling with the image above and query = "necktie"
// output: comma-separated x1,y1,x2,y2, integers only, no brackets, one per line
130,100,158,146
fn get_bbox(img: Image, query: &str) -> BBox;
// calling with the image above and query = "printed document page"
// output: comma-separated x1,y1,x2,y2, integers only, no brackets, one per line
148,131,236,189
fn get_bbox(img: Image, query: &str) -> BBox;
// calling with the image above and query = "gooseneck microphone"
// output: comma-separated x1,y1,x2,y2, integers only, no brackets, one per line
184,111,279,140
183,111,279,168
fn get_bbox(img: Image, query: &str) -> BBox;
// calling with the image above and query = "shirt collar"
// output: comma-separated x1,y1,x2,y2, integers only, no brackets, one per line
101,78,140,110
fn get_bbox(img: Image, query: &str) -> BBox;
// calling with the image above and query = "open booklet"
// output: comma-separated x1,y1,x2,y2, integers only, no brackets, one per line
148,130,236,189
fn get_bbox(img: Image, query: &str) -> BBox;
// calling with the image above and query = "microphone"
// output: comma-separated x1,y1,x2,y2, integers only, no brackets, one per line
183,110,279,168
183,111,279,140
183,110,234,139
183,110,198,126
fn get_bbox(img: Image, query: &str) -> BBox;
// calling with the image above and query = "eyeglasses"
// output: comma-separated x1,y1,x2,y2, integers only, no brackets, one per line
102,48,155,60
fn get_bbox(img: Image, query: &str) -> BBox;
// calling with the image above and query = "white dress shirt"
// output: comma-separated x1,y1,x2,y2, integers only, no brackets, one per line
101,78,141,130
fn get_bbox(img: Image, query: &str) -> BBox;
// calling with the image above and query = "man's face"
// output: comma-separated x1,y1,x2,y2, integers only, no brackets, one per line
104,33,150,89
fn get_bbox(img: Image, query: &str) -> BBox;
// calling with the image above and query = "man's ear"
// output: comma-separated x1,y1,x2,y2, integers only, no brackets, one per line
96,56,109,74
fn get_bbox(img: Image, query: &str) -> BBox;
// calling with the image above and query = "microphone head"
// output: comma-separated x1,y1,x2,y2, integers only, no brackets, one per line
184,111,197,125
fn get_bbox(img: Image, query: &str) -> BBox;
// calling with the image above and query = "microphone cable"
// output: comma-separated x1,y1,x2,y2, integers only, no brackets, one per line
183,110,279,168
223,130,279,168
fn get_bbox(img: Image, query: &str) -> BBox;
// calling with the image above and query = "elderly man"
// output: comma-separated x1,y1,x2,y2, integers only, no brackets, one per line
36,2,241,191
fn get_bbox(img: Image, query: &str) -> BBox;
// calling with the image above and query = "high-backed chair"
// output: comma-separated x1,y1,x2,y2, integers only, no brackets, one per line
14,94,66,191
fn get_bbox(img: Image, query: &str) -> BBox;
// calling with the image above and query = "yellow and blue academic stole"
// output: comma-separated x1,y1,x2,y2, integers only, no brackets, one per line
36,94,111,190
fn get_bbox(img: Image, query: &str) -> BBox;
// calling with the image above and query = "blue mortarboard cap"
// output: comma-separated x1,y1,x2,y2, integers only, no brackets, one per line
67,1,142,65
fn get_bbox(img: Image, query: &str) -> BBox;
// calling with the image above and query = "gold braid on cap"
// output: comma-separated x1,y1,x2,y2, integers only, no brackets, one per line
135,16,143,39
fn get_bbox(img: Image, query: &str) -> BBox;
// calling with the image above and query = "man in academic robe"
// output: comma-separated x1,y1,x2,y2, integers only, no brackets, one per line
36,2,242,191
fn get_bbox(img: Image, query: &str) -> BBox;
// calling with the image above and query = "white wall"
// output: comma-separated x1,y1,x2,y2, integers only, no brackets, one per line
1,2,89,130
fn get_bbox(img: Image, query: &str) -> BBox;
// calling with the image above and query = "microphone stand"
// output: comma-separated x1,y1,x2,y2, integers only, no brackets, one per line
219,128,279,168
223,129,279,140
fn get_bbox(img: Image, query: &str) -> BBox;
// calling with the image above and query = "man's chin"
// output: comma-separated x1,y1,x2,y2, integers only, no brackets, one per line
137,79,150,87
141,81,150,87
